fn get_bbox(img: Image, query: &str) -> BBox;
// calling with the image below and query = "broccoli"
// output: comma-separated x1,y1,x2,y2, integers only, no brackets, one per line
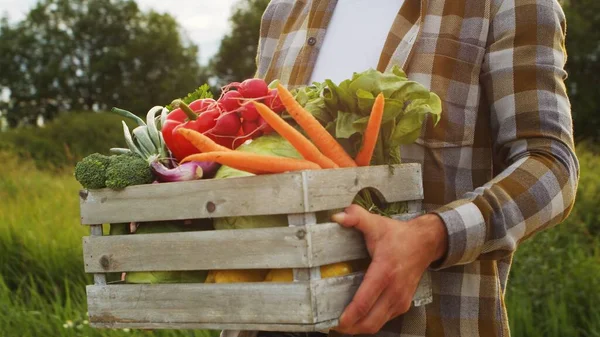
74,153,111,189
105,153,154,190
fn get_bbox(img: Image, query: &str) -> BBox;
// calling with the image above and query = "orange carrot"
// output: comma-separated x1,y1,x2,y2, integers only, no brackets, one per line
276,84,357,167
181,151,322,174
177,128,232,153
355,93,385,166
252,101,338,169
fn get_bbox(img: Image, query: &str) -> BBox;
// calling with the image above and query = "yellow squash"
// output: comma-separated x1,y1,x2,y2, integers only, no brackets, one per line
211,269,269,283
265,262,353,282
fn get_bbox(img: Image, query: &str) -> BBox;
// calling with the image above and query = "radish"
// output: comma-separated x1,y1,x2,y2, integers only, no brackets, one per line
212,112,241,136
219,90,243,112
265,89,285,113
196,108,220,131
258,117,274,135
240,103,260,121
189,98,217,113
238,78,269,98
242,119,261,137
210,134,235,149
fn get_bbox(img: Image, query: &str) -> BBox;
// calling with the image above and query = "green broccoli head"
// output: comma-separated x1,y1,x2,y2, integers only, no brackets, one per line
105,153,154,190
74,153,111,189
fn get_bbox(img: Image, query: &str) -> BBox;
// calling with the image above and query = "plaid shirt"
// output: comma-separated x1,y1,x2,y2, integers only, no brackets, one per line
254,0,579,336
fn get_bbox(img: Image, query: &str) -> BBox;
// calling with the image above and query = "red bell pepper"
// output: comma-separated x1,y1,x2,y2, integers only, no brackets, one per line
162,99,234,162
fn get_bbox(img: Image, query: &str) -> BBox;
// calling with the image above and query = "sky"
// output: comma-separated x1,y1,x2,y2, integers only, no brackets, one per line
1,0,238,65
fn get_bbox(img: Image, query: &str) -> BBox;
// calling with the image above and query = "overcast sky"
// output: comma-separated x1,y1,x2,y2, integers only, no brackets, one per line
1,0,238,64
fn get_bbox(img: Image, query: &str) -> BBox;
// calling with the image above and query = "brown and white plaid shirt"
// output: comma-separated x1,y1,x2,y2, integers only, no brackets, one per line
254,0,579,336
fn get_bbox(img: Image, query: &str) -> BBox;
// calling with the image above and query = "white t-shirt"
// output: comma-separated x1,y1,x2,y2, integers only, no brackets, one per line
309,0,405,84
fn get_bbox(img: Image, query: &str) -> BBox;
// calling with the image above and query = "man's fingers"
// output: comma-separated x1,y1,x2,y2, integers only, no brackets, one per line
338,260,390,329
332,204,378,231
348,287,396,334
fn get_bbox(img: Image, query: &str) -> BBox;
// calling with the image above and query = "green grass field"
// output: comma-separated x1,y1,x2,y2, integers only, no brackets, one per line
0,146,598,336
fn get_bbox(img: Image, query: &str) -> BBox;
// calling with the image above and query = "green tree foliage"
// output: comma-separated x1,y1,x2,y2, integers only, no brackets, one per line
209,0,269,87
0,112,135,170
563,1,600,141
0,0,203,127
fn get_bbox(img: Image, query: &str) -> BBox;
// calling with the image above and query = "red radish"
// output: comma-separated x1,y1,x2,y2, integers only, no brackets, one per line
240,103,260,121
210,134,235,149
242,119,261,136
219,90,243,112
212,112,241,136
196,108,220,130
258,117,274,134
238,78,269,98
189,98,217,113
265,89,285,113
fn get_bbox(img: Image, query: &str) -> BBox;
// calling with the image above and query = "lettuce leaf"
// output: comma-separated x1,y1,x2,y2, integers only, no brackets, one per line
296,66,442,216
300,65,442,165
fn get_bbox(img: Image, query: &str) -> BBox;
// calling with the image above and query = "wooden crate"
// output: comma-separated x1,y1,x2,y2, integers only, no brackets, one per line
79,163,432,331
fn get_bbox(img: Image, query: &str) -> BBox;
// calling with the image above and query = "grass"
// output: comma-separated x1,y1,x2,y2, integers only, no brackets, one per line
0,145,599,336
0,152,217,337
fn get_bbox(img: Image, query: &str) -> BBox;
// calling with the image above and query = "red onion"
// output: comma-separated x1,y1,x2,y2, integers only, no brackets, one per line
151,161,220,182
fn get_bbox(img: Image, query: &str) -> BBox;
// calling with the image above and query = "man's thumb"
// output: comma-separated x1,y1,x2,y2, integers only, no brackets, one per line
332,204,371,229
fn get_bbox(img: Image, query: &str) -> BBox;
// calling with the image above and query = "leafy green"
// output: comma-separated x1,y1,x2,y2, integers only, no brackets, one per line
296,66,442,215
213,135,302,230
299,65,442,165
214,134,303,180
165,83,214,111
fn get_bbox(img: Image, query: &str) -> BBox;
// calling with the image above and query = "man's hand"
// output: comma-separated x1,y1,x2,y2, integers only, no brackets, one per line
331,204,448,335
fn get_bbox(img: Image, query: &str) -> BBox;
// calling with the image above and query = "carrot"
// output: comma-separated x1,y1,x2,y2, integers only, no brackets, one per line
251,102,338,169
355,93,385,166
276,84,357,167
181,151,322,174
176,128,232,153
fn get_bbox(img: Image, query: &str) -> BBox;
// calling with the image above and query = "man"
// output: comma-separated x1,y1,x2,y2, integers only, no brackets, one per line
253,0,579,336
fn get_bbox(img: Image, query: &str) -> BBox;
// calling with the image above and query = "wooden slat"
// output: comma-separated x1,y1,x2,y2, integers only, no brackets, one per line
83,226,308,273
90,320,338,332
87,272,432,331
287,213,320,282
83,212,425,273
314,273,363,323
80,172,304,224
90,225,107,286
309,212,422,267
87,283,313,325
79,164,423,225
309,223,367,267
303,164,423,213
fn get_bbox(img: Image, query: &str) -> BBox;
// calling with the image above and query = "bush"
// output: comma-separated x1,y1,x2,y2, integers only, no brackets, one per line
0,111,135,170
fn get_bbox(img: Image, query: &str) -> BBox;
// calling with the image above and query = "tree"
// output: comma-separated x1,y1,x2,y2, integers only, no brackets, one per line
562,0,600,141
209,0,269,87
0,0,204,127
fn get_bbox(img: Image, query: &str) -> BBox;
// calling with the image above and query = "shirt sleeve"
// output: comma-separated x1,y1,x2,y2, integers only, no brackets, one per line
430,0,579,269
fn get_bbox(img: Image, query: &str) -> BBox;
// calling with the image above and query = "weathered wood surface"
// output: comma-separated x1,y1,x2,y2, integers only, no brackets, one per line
308,212,422,267
87,282,313,325
301,165,422,214
87,271,432,331
83,226,308,273
287,213,320,283
90,225,107,286
313,273,363,323
90,320,338,332
80,164,423,225
83,211,425,273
